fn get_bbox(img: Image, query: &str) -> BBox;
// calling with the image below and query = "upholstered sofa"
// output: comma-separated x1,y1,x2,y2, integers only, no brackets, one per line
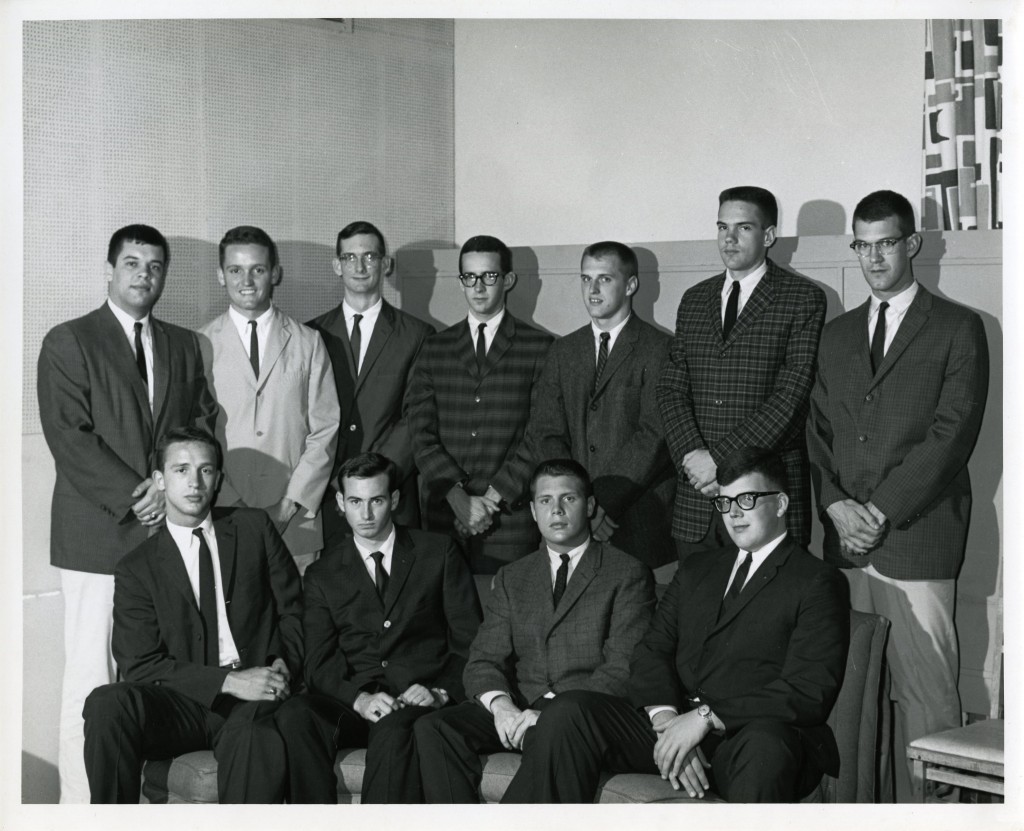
143,581,889,804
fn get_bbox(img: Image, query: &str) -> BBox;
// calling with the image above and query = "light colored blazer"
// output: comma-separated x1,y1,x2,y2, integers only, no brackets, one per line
198,307,339,557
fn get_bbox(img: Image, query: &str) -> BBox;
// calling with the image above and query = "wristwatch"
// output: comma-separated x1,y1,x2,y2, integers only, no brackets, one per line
696,703,713,726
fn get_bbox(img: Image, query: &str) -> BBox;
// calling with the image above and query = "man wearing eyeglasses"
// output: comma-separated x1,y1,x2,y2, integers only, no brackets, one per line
407,235,553,573
308,221,435,546
657,186,826,563
807,190,989,801
491,447,848,803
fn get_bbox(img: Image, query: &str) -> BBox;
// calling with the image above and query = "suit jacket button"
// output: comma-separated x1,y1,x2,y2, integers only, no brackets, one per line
858,434,867,442
471,431,478,437
381,660,388,668
865,394,873,402
590,402,598,411
589,444,597,452
349,424,358,431
475,396,481,403
383,620,391,629
715,399,723,405
256,430,263,437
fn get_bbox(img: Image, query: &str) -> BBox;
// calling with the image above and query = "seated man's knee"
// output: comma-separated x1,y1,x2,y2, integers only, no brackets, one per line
730,720,799,762
83,683,140,722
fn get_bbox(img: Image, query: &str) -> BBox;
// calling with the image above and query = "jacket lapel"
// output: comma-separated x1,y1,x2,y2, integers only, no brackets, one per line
356,303,393,393
592,317,638,399
156,528,200,613
850,301,874,380
213,514,238,616
480,312,515,379
456,320,480,381
706,276,727,342
341,537,387,608
382,527,415,617
710,539,793,634
546,541,601,635
150,318,171,427
870,287,932,387
690,550,735,644
99,304,154,432
725,265,775,345
212,313,258,391
257,309,290,390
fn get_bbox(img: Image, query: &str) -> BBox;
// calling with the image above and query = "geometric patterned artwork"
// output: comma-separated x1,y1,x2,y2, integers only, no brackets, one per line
923,19,1002,230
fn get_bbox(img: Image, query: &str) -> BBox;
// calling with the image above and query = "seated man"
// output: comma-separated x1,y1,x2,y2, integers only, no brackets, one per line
275,452,482,803
414,459,656,802
503,447,850,803
82,427,305,803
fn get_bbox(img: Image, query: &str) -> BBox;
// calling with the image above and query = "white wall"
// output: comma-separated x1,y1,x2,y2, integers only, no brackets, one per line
454,19,925,246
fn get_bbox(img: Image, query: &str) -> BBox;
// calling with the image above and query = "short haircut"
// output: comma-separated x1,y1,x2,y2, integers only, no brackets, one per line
582,241,638,277
718,186,779,228
154,427,222,472
529,458,593,499
336,220,387,257
338,452,398,493
459,235,512,274
852,190,917,237
107,224,169,268
219,225,279,269
717,446,788,492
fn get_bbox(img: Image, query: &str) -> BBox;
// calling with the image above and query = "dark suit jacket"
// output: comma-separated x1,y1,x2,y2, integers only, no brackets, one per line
303,526,482,706
656,259,826,545
111,507,304,710
37,303,218,574
807,286,989,580
407,311,553,568
464,541,655,707
629,537,849,777
527,315,676,568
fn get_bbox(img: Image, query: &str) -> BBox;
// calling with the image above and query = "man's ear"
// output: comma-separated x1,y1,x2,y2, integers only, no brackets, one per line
153,470,166,492
383,255,395,278
271,265,283,287
763,225,777,248
217,268,226,288
502,271,518,293
390,488,401,511
104,261,114,284
905,232,922,259
776,491,790,517
587,495,597,518
529,500,537,523
332,257,344,277
335,490,346,512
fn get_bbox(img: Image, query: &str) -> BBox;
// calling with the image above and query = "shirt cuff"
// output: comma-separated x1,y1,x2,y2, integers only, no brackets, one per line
646,705,679,722
479,690,511,712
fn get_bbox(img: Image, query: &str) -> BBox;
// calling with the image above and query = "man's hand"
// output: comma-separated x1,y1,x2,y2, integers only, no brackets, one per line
652,710,712,798
398,683,441,709
489,695,525,750
590,505,619,542
507,708,541,750
354,691,400,723
682,449,717,492
827,499,885,554
698,481,719,498
130,478,166,527
222,666,289,702
269,657,291,685
446,486,496,535
268,497,300,536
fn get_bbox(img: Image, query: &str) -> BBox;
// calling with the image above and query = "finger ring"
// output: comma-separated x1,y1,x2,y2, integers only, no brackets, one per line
266,687,273,695
373,709,381,717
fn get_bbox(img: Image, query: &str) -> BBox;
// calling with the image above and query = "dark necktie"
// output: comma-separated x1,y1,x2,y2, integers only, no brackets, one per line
552,553,570,608
719,550,751,618
593,332,610,394
870,301,889,374
476,322,487,369
193,528,219,666
722,280,740,340
370,551,388,600
350,314,363,373
133,321,148,385
248,320,260,379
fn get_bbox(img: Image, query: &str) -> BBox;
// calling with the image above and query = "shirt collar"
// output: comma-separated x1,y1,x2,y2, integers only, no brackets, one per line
467,306,506,334
343,297,383,323
591,313,631,343
870,280,918,314
106,298,151,335
546,536,590,566
228,304,274,335
166,513,214,552
725,259,768,284
353,524,397,563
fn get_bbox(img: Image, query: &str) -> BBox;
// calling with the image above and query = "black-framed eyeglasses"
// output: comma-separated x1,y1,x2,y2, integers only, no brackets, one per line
339,252,384,268
849,237,907,258
711,491,781,513
459,272,503,287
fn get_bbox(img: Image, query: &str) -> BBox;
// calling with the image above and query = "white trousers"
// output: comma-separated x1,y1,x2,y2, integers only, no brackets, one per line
58,568,116,804
846,564,960,802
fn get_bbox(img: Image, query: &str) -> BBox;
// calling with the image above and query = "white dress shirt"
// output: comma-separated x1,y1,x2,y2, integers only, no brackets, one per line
227,304,275,365
343,297,383,373
165,515,241,667
107,299,154,412
721,260,768,324
591,314,631,359
352,524,397,583
867,280,919,357
467,307,506,355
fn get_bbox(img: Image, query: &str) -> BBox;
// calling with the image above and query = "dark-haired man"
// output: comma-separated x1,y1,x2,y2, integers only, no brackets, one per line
414,459,655,802
527,240,675,569
37,224,218,802
308,221,434,542
82,427,306,803
407,235,553,573
509,448,849,803
657,187,826,561
807,189,989,801
275,452,482,802
198,225,339,575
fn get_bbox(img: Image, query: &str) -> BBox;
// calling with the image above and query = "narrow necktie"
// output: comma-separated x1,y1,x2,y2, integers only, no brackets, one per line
720,550,751,618
552,553,570,608
593,332,610,394
476,322,487,369
870,301,889,374
248,320,260,379
193,528,219,666
371,551,388,600
350,313,363,373
722,280,740,341
133,321,148,385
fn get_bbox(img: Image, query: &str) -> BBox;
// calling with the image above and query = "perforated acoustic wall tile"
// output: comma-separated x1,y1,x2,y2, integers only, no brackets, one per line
23,18,455,433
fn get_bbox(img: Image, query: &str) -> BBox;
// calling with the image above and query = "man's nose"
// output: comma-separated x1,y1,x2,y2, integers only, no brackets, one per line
728,500,743,518
354,257,367,274
869,244,885,263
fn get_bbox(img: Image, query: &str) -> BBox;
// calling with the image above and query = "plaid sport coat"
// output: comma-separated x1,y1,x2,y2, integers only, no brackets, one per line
407,311,553,572
464,541,655,707
656,259,826,544
807,286,989,580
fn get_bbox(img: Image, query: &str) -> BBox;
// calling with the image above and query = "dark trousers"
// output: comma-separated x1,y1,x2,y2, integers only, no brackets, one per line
274,693,433,803
83,682,287,803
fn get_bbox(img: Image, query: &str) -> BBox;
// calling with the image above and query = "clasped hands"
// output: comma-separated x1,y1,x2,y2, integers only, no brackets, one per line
130,477,166,527
354,684,447,723
682,449,719,498
222,658,292,702
490,695,539,751
448,484,502,538
827,498,887,556
651,709,712,799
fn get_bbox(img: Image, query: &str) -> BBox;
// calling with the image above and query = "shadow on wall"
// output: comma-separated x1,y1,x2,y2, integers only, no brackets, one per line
23,751,59,804
273,240,339,324
634,248,670,335
797,200,848,236
770,234,846,324
395,242,451,332
506,246,548,335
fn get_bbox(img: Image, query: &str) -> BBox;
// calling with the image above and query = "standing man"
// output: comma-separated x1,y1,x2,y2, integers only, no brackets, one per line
307,221,434,544
37,224,218,802
527,240,675,569
198,225,339,575
807,190,989,801
276,452,482,803
82,428,306,803
657,186,826,560
407,235,553,573
414,459,655,802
